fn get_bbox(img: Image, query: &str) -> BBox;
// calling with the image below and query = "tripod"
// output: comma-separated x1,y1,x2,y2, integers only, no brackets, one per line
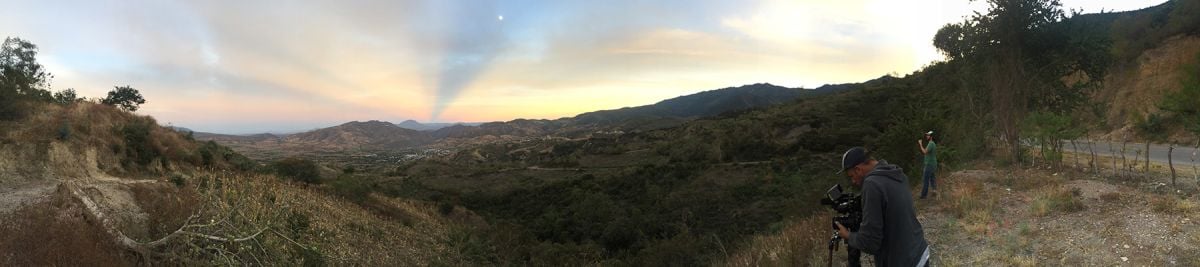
827,230,861,267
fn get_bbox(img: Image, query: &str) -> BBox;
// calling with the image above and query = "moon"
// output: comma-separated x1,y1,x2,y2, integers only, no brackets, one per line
498,15,504,21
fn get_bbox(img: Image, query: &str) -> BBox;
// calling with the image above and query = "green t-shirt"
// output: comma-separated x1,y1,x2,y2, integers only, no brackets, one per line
924,141,937,167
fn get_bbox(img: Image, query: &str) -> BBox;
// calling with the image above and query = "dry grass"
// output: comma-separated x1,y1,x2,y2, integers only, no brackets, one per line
1029,186,1085,217
1,170,468,265
127,182,201,240
0,188,134,265
4,102,207,175
986,169,1065,192
1150,195,1198,214
162,171,464,265
718,213,833,267
941,178,1000,237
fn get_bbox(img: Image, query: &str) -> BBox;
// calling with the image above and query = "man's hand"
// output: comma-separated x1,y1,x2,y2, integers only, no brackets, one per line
834,221,850,240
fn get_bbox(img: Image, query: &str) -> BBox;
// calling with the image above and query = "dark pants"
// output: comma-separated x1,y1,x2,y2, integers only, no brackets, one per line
920,165,937,198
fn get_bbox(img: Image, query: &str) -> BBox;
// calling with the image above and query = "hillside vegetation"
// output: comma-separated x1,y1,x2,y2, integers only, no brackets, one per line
3,0,1198,265
352,0,1200,265
0,38,474,265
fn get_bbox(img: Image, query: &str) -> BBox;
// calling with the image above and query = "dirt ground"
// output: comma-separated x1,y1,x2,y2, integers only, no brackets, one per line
919,167,1200,266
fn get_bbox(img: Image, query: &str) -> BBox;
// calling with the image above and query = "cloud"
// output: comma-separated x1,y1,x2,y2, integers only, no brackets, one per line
0,0,1168,132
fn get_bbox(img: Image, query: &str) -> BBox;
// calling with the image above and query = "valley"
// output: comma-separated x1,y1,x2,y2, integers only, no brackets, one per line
3,0,1200,265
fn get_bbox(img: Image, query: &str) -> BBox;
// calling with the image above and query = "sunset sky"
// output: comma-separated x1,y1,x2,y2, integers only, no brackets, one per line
0,0,1168,134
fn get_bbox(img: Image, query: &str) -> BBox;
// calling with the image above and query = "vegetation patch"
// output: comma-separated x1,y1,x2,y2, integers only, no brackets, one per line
1030,186,1085,217
1150,195,1198,214
719,214,831,267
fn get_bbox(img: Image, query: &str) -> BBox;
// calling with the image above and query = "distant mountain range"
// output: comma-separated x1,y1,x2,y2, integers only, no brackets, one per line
395,120,482,131
196,81,866,152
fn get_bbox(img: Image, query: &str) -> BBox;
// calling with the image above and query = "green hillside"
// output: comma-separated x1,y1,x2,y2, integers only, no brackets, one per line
3,0,1198,265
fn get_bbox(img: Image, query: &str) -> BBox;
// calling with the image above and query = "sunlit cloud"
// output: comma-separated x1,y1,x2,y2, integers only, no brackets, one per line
0,0,1169,133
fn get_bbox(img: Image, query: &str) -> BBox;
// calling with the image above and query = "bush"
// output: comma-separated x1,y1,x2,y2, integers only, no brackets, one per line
1030,186,1085,217
330,175,372,203
57,119,70,140
120,117,160,168
273,157,322,184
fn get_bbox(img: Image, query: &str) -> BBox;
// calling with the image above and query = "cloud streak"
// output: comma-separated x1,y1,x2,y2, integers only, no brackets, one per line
0,0,1169,133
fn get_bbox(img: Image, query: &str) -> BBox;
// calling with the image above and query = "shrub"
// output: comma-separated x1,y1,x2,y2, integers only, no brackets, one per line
273,157,322,184
170,173,187,187
330,174,372,203
57,119,70,140
1030,186,1085,217
120,117,160,168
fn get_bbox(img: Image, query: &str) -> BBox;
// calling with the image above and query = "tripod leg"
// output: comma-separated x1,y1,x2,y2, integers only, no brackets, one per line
828,246,833,267
847,248,862,267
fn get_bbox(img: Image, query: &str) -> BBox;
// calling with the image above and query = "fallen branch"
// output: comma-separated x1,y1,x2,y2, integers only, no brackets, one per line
61,182,267,255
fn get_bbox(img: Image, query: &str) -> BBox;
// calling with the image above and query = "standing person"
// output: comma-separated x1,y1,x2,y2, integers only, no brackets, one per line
918,130,938,199
835,147,931,266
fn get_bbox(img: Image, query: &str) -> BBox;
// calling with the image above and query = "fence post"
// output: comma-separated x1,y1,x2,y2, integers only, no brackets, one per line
1075,139,1084,168
1169,144,1176,188
1193,140,1198,186
1121,135,1129,178
1111,141,1118,177
1089,140,1098,174
1145,141,1151,174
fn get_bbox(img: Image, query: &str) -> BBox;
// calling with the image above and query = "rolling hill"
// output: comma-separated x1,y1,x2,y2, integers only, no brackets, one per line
282,120,432,150
395,120,481,131
205,82,860,154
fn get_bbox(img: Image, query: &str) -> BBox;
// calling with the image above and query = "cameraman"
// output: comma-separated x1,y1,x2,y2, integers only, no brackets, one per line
834,147,931,266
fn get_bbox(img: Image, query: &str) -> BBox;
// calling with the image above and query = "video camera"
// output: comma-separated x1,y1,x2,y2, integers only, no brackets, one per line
820,183,863,266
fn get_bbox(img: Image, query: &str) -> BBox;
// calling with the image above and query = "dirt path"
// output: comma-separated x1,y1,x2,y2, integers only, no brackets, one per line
0,180,58,216
919,168,1200,266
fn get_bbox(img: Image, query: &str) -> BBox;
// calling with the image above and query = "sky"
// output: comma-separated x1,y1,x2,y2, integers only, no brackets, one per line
0,0,1169,134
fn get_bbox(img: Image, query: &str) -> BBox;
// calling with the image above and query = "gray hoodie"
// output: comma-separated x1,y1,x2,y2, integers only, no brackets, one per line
848,160,930,267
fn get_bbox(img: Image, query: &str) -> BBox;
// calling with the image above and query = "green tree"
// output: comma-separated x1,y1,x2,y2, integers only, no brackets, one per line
934,0,1108,164
0,37,53,119
1021,111,1082,168
102,85,146,112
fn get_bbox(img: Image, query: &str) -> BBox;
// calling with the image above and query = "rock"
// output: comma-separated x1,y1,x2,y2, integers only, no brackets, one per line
1121,256,1128,262
1124,244,1130,249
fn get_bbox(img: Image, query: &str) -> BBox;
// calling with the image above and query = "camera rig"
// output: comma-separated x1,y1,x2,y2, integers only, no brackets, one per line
820,184,863,267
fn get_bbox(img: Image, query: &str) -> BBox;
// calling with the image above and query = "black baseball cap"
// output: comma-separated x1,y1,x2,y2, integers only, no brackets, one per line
838,147,868,173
